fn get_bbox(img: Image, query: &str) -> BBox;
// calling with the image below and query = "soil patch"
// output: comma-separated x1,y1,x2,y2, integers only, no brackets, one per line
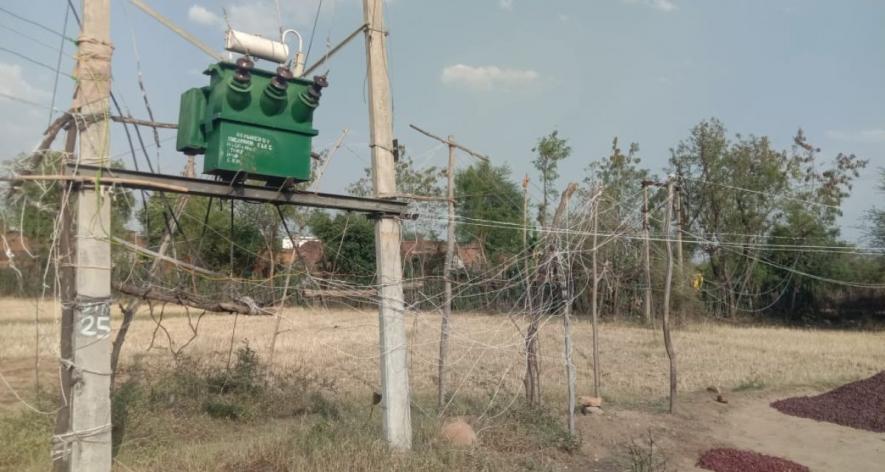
697,448,809,472
770,371,885,433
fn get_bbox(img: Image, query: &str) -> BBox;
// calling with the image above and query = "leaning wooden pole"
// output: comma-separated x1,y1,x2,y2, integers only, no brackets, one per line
523,174,541,405
673,183,685,321
111,157,195,386
267,216,306,385
674,184,684,286
662,179,678,413
642,183,653,326
54,0,114,469
363,0,411,449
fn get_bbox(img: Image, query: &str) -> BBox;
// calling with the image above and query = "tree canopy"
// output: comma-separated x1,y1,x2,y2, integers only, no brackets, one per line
670,118,867,317
455,161,523,261
532,131,571,226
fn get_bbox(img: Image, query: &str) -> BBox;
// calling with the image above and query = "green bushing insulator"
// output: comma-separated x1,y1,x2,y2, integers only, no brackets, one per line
293,75,328,122
226,77,252,110
261,67,291,116
226,57,253,110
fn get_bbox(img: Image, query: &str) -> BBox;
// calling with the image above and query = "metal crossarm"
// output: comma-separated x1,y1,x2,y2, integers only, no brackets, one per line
64,163,411,217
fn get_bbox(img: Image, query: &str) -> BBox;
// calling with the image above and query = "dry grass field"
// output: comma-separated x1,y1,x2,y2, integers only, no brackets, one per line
1,297,883,470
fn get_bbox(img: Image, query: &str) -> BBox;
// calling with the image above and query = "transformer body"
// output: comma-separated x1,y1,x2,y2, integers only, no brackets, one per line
176,61,324,185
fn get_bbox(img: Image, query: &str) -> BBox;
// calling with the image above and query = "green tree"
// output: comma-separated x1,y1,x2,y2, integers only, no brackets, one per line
867,169,885,248
2,151,133,241
307,211,375,281
455,161,523,261
348,153,445,240
670,119,866,317
532,131,571,226
0,151,133,294
583,138,658,318
138,196,268,277
585,137,652,220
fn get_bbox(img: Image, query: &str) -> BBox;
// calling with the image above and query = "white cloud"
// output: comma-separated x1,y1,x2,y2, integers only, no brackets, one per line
622,0,678,13
498,0,514,11
188,5,224,28
441,64,539,91
0,62,49,154
225,2,280,36
652,0,677,12
187,1,330,36
0,63,48,101
825,128,885,144
559,13,570,22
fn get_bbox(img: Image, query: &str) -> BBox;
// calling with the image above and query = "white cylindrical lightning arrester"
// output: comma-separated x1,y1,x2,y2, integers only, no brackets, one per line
282,29,306,77
225,29,290,64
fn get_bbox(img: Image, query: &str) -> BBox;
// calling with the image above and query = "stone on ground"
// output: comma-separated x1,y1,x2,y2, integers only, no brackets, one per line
579,396,603,408
439,419,477,447
581,405,604,415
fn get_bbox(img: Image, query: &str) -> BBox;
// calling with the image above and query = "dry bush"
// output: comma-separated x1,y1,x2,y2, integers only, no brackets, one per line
2,299,885,470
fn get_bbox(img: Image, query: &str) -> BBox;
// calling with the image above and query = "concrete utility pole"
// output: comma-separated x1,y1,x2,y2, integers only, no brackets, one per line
408,124,488,410
54,0,113,470
363,0,411,449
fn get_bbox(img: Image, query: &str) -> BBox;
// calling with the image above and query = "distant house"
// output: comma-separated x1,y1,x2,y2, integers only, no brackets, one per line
455,241,485,270
278,236,324,271
401,239,444,259
122,229,147,248
400,239,485,270
274,237,487,275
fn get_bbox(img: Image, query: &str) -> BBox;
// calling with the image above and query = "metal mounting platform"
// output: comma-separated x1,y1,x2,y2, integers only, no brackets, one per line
64,164,411,217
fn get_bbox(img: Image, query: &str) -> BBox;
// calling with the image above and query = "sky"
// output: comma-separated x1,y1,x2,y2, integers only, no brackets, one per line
0,0,883,241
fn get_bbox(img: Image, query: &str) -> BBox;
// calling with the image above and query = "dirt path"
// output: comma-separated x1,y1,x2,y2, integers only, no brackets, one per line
578,390,884,471
706,391,885,472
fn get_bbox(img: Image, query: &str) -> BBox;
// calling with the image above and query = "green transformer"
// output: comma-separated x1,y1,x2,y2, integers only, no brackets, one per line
176,58,327,186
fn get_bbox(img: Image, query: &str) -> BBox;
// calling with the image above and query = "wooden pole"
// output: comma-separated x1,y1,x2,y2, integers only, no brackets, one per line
642,184,653,326
437,137,455,410
674,184,684,284
673,184,685,322
590,189,601,397
662,179,678,413
522,175,529,250
522,174,540,405
54,0,113,469
363,0,411,449
267,217,304,385
111,157,196,385
407,125,486,411
553,184,577,436
53,121,76,472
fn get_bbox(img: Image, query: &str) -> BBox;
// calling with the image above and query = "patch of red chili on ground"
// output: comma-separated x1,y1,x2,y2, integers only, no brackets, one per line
697,448,809,472
770,371,885,433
